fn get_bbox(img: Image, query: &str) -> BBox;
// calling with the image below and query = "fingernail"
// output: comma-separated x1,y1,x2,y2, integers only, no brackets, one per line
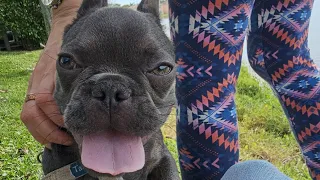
45,143,52,150
64,140,74,146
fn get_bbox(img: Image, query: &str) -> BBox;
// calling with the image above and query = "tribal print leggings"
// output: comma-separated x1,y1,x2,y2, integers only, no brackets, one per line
169,0,320,179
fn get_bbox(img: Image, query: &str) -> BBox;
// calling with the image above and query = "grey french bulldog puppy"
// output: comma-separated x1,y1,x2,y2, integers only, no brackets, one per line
41,0,179,179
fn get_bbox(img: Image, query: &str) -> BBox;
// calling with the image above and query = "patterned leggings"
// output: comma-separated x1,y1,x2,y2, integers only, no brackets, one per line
169,0,320,179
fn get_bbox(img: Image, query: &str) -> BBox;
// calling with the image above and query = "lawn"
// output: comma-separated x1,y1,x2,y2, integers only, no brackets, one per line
0,51,310,179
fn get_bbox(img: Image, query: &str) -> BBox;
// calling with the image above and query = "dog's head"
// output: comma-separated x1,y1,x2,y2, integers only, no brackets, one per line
53,0,175,177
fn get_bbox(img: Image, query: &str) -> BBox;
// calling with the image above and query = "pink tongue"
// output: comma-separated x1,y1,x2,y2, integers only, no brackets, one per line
81,131,145,176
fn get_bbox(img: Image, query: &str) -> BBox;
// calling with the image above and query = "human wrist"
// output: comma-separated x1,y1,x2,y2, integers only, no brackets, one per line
52,0,82,25
44,0,82,60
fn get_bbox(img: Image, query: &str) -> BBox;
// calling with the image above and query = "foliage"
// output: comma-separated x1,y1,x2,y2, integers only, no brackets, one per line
0,0,47,50
121,3,136,8
108,3,122,7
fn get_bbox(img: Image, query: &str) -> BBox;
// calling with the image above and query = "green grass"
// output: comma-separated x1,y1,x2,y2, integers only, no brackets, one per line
236,68,309,179
0,51,310,179
0,51,43,179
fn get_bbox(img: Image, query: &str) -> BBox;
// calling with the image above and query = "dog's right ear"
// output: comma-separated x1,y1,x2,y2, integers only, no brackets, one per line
77,0,108,18
137,0,159,18
63,0,108,37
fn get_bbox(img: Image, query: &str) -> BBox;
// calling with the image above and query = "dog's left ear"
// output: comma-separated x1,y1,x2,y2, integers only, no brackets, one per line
137,0,159,18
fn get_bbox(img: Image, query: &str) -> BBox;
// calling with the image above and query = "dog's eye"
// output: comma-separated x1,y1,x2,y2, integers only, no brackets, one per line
151,65,172,75
58,56,80,70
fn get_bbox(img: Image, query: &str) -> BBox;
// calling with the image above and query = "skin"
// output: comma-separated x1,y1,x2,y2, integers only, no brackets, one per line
20,0,83,147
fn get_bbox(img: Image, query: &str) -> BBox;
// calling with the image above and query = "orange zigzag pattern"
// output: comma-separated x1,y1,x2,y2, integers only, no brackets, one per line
275,0,296,11
282,96,320,117
266,20,309,50
190,0,244,66
193,73,237,111
298,122,320,142
276,0,313,12
267,0,313,49
271,56,317,82
203,128,238,153
202,39,243,66
311,170,320,180
196,0,229,18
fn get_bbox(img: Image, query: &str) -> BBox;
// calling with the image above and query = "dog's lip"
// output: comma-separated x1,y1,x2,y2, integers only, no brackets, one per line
73,132,151,145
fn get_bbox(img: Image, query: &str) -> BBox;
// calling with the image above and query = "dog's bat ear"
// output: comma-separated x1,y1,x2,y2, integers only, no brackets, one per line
77,0,108,18
137,0,159,18
63,0,108,39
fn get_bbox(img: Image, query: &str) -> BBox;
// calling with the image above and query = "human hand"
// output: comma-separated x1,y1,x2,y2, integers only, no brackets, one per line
20,0,82,147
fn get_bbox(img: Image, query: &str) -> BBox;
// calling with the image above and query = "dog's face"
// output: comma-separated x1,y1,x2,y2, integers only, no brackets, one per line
53,0,175,177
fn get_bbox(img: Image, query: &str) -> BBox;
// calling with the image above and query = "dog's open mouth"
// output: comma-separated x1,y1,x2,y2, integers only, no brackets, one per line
80,131,145,176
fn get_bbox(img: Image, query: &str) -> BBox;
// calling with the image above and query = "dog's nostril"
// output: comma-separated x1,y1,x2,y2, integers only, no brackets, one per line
115,90,131,102
92,90,106,101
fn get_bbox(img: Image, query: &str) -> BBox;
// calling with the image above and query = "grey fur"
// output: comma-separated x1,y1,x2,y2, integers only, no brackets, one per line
41,0,179,179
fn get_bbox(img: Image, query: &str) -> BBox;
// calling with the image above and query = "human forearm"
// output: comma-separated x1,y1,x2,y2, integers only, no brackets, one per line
21,0,83,146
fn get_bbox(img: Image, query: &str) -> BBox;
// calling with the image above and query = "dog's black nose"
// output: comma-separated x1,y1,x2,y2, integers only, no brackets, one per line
91,82,131,103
